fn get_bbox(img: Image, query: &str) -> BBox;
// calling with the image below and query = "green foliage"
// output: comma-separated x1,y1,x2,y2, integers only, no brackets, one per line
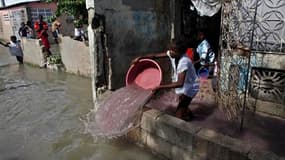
43,0,88,24
48,54,62,64
73,18,83,28
47,15,57,23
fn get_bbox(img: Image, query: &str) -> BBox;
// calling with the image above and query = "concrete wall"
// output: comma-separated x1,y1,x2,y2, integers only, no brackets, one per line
59,36,91,77
21,37,91,78
58,14,75,37
127,109,282,160
22,38,42,66
95,0,171,89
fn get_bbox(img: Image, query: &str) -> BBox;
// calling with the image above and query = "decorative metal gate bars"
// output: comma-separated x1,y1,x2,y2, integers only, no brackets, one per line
218,0,285,122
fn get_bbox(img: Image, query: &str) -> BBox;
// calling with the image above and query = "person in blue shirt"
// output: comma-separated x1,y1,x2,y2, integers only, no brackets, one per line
196,30,215,76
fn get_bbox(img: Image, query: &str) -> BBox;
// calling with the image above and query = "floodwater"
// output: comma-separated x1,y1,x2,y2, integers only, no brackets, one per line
0,53,163,159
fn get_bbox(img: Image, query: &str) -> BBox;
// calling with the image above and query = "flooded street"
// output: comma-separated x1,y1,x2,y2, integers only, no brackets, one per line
0,53,162,159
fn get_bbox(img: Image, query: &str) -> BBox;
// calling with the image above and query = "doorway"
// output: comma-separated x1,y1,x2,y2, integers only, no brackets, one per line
179,0,221,56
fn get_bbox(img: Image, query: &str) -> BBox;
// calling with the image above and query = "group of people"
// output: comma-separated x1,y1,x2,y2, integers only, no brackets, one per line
73,16,87,41
0,20,37,64
0,15,56,67
1,13,90,66
2,13,89,68
132,30,215,121
18,21,34,38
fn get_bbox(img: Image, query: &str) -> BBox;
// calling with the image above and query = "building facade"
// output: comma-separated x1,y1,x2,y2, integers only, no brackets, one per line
0,1,56,40
86,0,285,118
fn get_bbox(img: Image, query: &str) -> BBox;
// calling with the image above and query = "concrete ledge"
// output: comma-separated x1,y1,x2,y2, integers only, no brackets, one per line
127,109,283,160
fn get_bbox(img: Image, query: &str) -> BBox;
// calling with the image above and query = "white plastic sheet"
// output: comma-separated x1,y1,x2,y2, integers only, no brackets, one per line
191,0,222,17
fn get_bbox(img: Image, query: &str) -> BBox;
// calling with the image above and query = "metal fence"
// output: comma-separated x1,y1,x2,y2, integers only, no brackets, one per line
218,0,285,123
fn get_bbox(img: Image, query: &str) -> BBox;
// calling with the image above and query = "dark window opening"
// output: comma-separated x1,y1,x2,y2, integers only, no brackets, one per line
181,0,221,59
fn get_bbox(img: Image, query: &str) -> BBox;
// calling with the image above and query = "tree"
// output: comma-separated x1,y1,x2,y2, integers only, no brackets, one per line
43,0,88,24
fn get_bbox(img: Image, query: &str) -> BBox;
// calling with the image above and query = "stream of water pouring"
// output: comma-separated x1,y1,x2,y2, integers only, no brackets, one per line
84,84,153,138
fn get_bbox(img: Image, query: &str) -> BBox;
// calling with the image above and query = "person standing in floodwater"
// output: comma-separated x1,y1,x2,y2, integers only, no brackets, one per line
34,15,52,68
132,39,199,121
0,35,24,64
26,21,34,38
18,22,28,37
51,16,61,44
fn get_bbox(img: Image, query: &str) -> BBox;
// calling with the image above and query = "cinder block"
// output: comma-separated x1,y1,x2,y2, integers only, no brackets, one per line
171,145,193,160
195,128,251,160
126,127,142,143
146,131,172,159
248,149,280,160
141,109,201,151
193,134,209,158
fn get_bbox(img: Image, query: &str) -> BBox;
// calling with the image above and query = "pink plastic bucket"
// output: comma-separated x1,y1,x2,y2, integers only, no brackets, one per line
126,59,162,90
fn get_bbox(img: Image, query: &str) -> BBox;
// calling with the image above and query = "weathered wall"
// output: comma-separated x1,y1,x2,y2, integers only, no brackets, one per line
95,0,171,89
22,38,42,66
21,37,91,77
0,7,28,40
59,36,91,77
58,14,75,37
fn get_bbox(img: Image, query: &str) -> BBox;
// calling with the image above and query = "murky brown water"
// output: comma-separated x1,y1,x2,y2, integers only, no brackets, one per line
0,62,162,160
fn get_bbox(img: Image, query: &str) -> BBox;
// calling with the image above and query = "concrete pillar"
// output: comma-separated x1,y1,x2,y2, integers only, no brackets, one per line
86,0,98,106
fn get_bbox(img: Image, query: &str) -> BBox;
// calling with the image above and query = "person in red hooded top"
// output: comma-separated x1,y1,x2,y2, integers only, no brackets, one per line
34,15,52,67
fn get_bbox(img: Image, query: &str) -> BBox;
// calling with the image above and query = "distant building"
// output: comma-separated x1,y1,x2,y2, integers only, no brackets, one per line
0,0,56,40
